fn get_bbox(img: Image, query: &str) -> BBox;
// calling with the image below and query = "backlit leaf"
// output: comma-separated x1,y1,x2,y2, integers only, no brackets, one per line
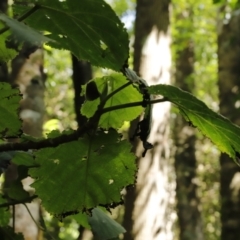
29,130,136,215
149,84,240,163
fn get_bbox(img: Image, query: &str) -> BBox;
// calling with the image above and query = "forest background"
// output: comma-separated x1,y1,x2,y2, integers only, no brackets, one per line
0,0,240,240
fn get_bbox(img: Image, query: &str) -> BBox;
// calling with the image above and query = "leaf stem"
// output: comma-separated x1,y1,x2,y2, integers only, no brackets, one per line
0,4,41,35
101,97,169,114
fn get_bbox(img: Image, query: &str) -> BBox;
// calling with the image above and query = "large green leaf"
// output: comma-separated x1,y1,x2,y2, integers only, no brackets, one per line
29,130,136,215
148,84,240,162
0,82,22,138
81,74,143,128
15,0,129,71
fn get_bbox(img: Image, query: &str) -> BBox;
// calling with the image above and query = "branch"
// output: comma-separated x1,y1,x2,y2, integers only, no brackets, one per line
0,4,40,35
0,195,37,208
101,97,169,114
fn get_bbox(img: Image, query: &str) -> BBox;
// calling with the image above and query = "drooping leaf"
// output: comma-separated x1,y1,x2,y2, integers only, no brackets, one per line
0,82,22,138
0,13,53,51
14,0,129,71
148,84,240,162
81,74,143,128
88,208,126,240
29,130,136,215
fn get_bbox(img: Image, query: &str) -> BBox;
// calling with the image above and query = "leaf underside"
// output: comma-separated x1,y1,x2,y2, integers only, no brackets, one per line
149,84,240,163
14,0,129,71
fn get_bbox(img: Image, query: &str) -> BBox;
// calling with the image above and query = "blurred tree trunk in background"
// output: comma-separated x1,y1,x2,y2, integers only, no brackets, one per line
173,7,204,240
218,8,240,240
6,47,45,240
123,0,175,239
0,0,45,239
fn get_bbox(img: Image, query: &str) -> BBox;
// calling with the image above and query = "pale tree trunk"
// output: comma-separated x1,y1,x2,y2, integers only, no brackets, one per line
5,47,45,240
173,25,204,240
218,8,240,240
123,0,175,239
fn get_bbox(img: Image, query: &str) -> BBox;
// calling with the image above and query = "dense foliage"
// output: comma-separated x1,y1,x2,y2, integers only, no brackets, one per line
0,0,239,238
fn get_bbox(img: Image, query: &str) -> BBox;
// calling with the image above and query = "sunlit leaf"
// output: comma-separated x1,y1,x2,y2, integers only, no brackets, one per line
81,74,143,128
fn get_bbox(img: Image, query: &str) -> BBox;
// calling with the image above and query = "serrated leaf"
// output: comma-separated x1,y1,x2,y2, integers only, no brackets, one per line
0,195,11,226
17,0,129,70
29,130,136,215
81,74,143,128
148,84,240,162
0,82,22,138
0,13,53,50
89,208,126,240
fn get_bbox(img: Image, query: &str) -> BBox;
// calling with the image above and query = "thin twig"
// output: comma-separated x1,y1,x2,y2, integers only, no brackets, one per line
101,97,168,114
0,195,38,208
0,97,168,152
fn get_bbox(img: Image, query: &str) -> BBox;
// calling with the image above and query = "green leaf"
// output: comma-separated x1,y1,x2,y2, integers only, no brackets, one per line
148,84,240,162
0,13,53,50
0,82,22,138
70,212,91,229
0,35,17,63
0,226,24,240
17,0,129,71
12,152,36,167
29,130,136,215
0,195,11,226
89,208,126,240
81,74,143,128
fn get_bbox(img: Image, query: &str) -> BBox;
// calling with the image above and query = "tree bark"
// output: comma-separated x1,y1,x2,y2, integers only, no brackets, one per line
123,0,174,239
218,9,240,240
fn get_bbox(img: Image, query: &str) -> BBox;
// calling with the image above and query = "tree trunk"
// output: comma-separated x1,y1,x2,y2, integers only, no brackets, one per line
173,22,204,240
218,9,240,240
123,0,174,239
